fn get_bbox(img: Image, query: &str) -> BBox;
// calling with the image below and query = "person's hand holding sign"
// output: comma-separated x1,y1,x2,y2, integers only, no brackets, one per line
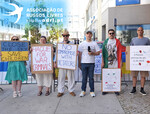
54,62,57,68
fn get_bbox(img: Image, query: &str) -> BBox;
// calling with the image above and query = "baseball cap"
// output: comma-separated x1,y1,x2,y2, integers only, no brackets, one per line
86,30,93,34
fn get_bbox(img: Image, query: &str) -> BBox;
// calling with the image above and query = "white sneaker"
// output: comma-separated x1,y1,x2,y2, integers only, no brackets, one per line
90,92,95,97
13,91,17,98
18,91,22,97
79,91,86,97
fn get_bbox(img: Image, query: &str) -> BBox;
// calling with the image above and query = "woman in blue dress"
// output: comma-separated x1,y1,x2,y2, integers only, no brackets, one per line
0,36,27,98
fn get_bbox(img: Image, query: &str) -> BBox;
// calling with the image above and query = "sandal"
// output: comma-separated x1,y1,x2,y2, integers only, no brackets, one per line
45,91,50,96
18,91,22,97
37,91,42,96
13,91,17,98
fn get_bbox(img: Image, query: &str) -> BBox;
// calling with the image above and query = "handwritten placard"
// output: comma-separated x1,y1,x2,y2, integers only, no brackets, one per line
31,44,53,74
94,54,102,74
57,43,77,70
0,41,29,61
102,68,121,92
126,46,150,71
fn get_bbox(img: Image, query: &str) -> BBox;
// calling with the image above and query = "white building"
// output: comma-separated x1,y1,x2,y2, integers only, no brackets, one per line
0,0,25,40
101,0,150,45
85,0,101,41
63,0,85,43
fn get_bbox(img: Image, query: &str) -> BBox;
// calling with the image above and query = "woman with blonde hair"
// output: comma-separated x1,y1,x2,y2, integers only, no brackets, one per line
0,36,27,98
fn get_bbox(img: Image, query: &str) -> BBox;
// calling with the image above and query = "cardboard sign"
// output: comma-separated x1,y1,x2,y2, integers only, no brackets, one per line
31,44,53,74
57,43,77,70
94,54,102,74
126,46,150,71
102,68,121,92
0,41,29,61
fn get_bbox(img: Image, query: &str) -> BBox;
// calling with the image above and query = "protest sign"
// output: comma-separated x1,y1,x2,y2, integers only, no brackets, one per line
57,43,77,70
31,44,53,74
102,68,121,92
0,41,29,61
94,54,102,74
126,46,150,71
0,57,8,83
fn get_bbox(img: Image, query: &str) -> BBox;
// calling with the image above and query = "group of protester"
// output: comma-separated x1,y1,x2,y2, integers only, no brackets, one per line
0,26,149,98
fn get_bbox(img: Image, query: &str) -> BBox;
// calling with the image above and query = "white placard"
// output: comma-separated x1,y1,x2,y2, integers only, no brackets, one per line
102,69,121,92
130,46,150,71
57,43,77,70
94,54,102,74
31,44,53,73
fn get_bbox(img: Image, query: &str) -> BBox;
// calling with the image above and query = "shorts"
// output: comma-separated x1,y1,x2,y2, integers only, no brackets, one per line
130,71,149,77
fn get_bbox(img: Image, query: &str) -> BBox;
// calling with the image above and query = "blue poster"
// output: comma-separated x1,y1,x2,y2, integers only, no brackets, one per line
1,41,28,51
116,0,140,6
94,54,102,74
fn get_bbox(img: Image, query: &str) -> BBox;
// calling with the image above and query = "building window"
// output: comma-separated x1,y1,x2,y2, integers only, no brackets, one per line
0,20,3,26
0,7,2,13
11,22,14,28
4,0,10,2
17,24,20,29
116,24,150,45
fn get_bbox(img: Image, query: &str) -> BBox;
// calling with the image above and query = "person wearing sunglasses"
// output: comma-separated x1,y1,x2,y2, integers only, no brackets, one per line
0,36,27,98
78,31,100,97
101,29,122,96
54,29,76,97
129,27,150,96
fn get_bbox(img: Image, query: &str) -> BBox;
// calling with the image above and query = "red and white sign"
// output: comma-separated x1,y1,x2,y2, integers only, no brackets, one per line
31,44,53,74
130,46,150,71
102,68,121,92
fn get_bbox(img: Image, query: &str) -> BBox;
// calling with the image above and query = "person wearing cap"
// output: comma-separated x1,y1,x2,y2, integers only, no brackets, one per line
54,29,76,97
95,37,99,42
78,30,100,97
101,29,122,96
32,36,53,96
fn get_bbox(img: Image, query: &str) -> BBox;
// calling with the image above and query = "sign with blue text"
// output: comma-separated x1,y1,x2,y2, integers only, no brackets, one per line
0,41,29,61
94,54,102,74
57,43,77,70
116,0,140,6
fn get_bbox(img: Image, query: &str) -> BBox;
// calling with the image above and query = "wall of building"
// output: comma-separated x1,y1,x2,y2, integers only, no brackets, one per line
0,0,25,40
85,0,100,41
101,3,150,40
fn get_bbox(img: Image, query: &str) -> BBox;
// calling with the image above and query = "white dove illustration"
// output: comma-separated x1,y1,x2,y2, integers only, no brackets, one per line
5,3,23,23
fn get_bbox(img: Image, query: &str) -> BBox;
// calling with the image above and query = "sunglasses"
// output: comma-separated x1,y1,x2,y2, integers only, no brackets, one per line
62,34,69,37
12,39,19,41
109,33,114,35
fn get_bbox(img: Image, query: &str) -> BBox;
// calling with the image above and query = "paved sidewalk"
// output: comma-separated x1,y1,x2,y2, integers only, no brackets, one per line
0,82,150,114
117,82,150,114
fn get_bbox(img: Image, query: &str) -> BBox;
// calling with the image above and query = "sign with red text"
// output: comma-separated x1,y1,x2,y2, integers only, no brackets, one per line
57,43,77,70
102,68,121,92
126,46,150,71
31,44,53,74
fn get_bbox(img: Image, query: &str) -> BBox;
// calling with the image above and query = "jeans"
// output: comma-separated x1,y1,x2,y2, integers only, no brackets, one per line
81,63,95,92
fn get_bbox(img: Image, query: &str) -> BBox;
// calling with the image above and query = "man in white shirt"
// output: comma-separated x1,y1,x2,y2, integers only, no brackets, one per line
78,31,100,97
54,29,76,97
